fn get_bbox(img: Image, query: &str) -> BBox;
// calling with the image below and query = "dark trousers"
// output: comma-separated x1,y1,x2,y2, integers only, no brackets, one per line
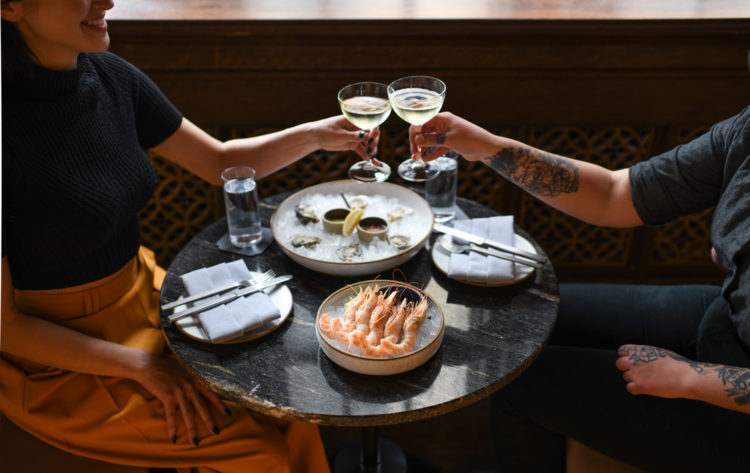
491,283,750,473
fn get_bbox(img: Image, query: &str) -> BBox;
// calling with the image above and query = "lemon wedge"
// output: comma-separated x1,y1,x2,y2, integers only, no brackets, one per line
342,207,364,236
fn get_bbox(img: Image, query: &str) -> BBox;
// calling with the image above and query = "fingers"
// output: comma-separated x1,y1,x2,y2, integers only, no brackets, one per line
618,344,637,356
163,399,178,444
199,384,231,417
420,145,450,162
174,387,199,446
625,382,640,395
615,355,632,372
164,387,227,446
351,129,379,161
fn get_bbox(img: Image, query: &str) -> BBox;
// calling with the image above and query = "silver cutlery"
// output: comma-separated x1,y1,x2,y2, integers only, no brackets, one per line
437,235,543,269
161,269,275,311
167,274,293,323
434,222,547,264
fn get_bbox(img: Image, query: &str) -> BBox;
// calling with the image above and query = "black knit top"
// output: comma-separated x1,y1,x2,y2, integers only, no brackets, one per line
2,52,183,290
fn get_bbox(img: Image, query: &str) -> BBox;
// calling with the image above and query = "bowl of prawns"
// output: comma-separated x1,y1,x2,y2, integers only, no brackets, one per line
316,280,445,375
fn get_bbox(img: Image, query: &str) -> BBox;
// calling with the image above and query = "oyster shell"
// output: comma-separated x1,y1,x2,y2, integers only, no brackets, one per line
388,235,411,250
289,234,322,248
387,205,414,222
336,243,362,262
295,203,319,224
349,194,371,209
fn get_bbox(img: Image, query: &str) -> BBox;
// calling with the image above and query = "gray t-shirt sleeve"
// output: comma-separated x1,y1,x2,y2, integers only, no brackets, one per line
629,125,726,226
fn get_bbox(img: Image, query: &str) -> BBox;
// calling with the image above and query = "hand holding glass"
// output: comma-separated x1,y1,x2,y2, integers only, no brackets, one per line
388,76,446,182
338,82,392,182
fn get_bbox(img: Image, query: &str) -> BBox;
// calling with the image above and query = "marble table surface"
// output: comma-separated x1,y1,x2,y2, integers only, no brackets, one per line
159,193,559,427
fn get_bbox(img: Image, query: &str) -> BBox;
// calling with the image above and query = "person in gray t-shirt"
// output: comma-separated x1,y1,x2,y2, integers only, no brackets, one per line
407,108,750,472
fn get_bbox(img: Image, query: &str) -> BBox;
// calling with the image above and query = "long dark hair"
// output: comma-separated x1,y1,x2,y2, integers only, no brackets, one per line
1,1,39,77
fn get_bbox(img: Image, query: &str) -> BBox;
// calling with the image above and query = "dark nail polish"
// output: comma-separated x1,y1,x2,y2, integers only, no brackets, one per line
358,131,364,139
225,407,231,416
367,137,374,145
171,434,177,444
212,426,220,435
193,436,200,446
366,147,373,155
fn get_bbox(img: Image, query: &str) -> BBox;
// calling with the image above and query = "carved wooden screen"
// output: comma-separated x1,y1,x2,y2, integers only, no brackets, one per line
139,123,720,284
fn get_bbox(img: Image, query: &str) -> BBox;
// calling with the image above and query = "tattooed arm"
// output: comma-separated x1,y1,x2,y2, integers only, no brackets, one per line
616,344,750,415
410,112,642,227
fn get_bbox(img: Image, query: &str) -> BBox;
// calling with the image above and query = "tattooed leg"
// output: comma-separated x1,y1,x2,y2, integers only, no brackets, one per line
481,146,579,197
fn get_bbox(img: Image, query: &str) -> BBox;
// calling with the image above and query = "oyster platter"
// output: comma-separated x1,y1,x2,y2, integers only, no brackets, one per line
270,181,434,276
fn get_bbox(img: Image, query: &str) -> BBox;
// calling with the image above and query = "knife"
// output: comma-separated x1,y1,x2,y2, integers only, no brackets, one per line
167,275,292,323
434,223,547,264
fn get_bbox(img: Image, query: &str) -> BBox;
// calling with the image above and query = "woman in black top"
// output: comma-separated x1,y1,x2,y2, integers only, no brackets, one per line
1,1,375,471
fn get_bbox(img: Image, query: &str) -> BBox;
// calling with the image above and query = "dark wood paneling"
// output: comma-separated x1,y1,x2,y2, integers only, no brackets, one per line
117,7,750,286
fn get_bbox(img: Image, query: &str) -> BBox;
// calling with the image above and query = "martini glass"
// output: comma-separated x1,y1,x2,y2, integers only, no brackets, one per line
338,82,392,183
387,76,445,182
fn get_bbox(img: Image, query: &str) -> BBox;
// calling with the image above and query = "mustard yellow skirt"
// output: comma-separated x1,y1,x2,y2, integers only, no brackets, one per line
0,247,329,473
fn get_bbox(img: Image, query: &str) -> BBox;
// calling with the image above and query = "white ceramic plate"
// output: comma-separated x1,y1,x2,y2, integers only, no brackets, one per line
270,180,433,277
431,233,538,287
172,271,293,344
315,280,444,376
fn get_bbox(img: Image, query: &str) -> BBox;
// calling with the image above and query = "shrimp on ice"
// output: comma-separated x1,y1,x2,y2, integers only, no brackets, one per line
318,285,373,343
365,290,399,347
365,297,429,357
341,286,370,332
345,284,380,349
382,298,411,344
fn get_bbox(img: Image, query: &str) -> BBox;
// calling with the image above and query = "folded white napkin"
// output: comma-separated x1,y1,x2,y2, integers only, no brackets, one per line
180,260,280,343
447,216,516,284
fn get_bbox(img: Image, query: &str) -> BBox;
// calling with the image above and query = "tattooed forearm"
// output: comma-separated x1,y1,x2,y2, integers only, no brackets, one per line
627,346,750,406
483,147,578,197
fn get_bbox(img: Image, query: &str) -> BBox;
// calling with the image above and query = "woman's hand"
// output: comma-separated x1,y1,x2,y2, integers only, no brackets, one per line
409,112,502,162
135,352,230,445
310,115,381,162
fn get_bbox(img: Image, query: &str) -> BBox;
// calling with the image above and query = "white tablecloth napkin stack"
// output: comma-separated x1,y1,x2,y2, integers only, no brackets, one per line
181,260,280,343
446,216,516,284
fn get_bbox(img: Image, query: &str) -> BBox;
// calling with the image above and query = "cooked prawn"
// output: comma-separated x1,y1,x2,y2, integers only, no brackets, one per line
363,297,429,357
345,284,380,348
382,298,411,343
365,290,398,347
342,286,370,332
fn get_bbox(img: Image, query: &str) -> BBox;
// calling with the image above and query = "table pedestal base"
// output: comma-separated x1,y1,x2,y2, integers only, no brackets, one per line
334,427,407,473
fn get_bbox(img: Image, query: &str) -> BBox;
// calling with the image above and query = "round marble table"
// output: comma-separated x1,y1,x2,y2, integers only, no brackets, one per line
159,193,558,471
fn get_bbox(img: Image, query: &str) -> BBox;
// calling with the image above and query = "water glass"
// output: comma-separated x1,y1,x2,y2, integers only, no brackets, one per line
221,166,262,247
425,152,458,223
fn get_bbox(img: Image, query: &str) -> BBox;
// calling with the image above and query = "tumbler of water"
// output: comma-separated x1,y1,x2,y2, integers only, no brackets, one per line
221,166,262,247
425,152,458,223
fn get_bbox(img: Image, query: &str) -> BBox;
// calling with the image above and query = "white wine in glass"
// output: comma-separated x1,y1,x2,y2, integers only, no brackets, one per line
388,76,446,182
338,82,392,183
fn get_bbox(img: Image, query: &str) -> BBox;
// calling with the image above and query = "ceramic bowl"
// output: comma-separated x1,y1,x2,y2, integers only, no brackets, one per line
357,216,389,242
270,180,433,277
315,280,444,375
322,208,349,234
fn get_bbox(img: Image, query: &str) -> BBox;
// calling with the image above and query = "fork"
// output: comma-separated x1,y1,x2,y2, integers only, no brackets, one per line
161,269,276,311
437,235,543,269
